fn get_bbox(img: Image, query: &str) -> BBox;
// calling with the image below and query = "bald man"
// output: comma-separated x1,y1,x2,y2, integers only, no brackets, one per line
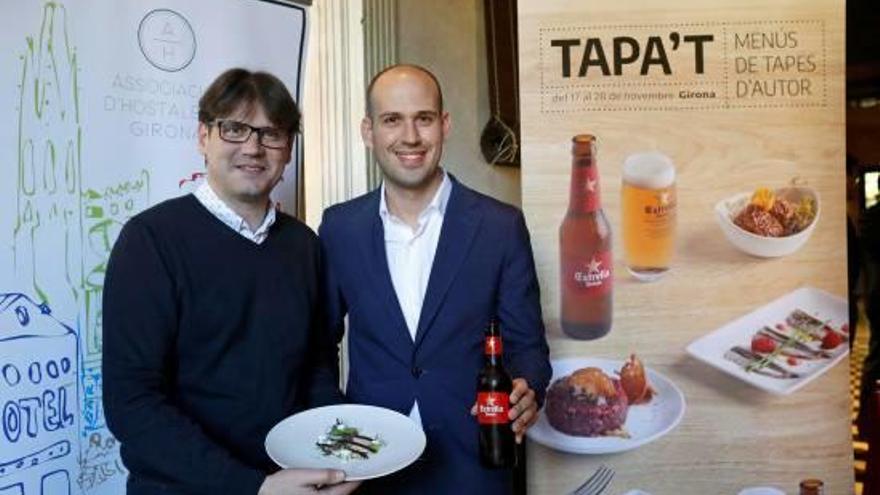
319,64,551,494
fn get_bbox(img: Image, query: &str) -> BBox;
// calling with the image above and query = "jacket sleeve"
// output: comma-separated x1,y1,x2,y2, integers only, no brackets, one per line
497,211,552,406
102,219,265,494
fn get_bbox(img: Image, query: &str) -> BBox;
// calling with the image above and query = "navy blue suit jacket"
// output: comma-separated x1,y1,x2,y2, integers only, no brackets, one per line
319,177,551,494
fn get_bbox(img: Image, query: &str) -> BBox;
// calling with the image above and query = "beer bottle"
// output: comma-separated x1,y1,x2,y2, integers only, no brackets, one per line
798,478,824,495
560,134,613,340
477,318,515,468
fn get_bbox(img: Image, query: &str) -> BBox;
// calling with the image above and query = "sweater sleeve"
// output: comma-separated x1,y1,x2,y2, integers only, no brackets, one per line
300,238,345,408
314,212,350,398
102,218,266,494
497,211,552,406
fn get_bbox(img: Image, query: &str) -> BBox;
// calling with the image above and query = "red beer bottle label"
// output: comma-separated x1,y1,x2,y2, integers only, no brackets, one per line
562,250,613,295
477,392,510,425
484,335,502,356
569,157,601,212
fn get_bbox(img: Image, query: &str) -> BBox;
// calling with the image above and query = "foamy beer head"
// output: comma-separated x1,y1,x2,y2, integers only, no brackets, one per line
621,152,677,281
622,152,676,190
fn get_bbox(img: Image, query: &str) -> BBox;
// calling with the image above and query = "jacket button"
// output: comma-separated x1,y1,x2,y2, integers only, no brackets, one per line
411,367,423,378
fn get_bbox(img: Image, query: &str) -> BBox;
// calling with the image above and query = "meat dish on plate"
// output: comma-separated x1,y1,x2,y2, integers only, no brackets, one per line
545,355,655,437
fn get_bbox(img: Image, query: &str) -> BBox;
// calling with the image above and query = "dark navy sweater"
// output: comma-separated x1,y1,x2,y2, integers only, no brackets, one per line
103,195,340,495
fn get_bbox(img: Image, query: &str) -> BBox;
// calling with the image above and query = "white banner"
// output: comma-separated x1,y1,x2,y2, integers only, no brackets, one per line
0,1,308,493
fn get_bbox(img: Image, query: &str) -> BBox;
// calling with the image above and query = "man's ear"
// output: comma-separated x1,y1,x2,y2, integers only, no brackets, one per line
197,122,210,155
441,111,451,140
360,117,374,149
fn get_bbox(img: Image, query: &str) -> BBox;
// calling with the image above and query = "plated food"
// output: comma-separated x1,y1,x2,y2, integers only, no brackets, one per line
687,287,848,395
265,404,425,481
546,366,630,437
723,308,846,380
545,355,655,438
316,419,385,461
715,185,819,257
733,187,816,237
528,357,684,454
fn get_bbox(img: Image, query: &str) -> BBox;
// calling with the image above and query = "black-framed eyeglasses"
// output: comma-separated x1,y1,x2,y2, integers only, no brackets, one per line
211,120,291,149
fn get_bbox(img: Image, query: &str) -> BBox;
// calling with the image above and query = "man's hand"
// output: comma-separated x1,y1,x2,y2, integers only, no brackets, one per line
258,468,360,495
508,378,538,443
470,378,539,444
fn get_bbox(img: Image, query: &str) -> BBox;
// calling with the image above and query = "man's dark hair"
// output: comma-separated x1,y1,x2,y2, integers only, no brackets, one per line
365,64,444,117
199,68,300,134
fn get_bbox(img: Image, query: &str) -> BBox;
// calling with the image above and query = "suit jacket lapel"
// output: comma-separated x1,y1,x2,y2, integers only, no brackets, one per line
414,181,482,348
356,192,414,356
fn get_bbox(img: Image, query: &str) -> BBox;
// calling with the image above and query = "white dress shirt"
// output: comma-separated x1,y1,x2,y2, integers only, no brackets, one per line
379,171,452,426
194,182,276,244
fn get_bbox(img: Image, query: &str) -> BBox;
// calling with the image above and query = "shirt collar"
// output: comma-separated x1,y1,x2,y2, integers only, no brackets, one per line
251,206,277,239
379,170,451,222
194,182,276,241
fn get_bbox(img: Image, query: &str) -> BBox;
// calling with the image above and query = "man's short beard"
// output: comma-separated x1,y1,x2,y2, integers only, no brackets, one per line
381,165,440,191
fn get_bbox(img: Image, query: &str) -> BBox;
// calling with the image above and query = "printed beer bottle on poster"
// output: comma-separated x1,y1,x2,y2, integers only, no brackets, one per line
798,479,824,495
560,134,613,340
477,318,515,468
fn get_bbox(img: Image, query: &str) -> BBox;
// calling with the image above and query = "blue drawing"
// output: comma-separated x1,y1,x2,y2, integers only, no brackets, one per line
78,363,101,436
0,483,24,495
0,293,78,495
40,470,69,495
0,442,70,477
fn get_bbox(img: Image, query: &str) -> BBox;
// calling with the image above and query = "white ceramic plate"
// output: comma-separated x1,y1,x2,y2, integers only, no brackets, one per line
265,404,426,481
527,357,685,454
686,286,848,395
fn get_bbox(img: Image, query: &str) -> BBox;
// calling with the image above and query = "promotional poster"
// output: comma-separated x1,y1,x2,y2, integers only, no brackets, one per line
519,0,849,493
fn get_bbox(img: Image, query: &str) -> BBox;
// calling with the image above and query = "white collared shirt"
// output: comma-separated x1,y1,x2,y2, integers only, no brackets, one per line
194,182,276,244
379,171,452,426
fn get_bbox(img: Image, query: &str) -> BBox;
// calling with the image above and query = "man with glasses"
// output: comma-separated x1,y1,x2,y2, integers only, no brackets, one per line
103,68,356,495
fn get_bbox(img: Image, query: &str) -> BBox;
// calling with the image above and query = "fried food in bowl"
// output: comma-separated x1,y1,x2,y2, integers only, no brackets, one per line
715,186,819,258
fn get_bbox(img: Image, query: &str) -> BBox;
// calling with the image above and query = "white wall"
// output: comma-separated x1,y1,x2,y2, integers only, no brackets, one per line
397,0,521,206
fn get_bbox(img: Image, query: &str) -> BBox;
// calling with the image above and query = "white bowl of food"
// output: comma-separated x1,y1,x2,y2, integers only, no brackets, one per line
715,186,819,258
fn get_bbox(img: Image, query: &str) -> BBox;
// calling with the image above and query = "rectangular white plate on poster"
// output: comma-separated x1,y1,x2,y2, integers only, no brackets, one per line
687,287,848,395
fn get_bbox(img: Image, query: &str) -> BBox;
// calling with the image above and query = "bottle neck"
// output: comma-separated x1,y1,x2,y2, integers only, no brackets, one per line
485,353,502,366
798,479,823,495
484,334,503,365
568,157,601,213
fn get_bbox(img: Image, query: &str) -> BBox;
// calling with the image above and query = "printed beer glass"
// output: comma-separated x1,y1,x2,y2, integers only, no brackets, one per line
621,152,676,281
